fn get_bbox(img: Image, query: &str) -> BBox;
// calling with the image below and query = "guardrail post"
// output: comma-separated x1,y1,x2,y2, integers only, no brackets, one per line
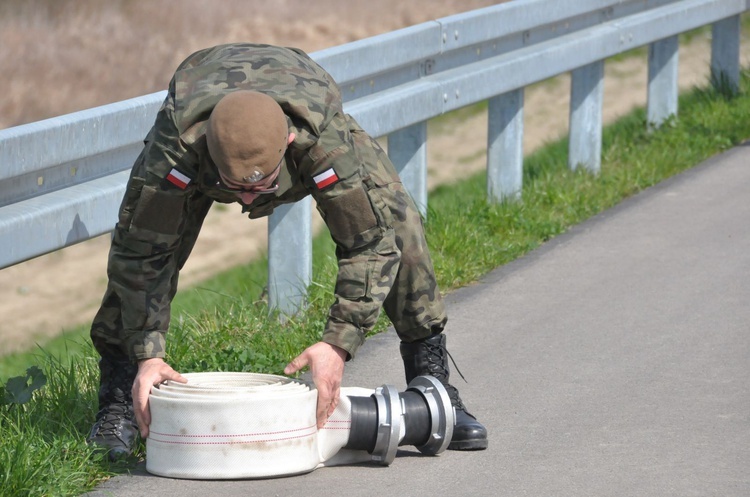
487,89,524,202
388,122,428,217
267,197,312,315
568,61,604,173
711,15,741,95
647,35,679,129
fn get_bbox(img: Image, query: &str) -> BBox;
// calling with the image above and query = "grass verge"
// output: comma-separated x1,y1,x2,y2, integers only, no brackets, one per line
1,74,750,495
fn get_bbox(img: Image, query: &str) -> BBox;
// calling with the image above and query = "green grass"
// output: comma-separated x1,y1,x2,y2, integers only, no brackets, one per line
2,71,750,495
0,349,109,495
0,331,91,381
426,85,747,289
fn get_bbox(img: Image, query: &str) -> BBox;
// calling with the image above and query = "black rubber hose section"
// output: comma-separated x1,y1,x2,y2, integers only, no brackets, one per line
398,391,431,447
344,395,379,452
344,390,432,451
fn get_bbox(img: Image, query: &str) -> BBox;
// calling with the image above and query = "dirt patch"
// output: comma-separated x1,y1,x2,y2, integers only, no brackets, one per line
0,3,730,354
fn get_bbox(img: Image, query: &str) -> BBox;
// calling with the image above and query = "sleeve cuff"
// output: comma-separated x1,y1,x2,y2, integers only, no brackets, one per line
321,318,366,360
125,330,168,362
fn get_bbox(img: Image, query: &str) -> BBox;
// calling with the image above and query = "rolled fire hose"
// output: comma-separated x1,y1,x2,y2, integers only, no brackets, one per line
146,372,454,479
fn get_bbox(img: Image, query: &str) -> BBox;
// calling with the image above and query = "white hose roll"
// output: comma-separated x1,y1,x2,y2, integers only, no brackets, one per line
147,372,324,479
318,386,378,468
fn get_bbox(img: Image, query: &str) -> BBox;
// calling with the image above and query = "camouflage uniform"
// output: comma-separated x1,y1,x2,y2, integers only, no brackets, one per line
91,43,447,364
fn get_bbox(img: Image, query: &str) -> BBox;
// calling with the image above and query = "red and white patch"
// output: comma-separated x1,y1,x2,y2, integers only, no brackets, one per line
313,168,339,189
166,168,191,189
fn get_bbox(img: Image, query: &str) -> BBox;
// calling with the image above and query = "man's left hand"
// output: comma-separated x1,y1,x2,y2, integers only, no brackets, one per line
284,341,347,429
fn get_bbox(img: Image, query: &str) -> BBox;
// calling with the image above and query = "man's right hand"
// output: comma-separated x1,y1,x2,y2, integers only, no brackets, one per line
132,358,187,438
284,341,347,429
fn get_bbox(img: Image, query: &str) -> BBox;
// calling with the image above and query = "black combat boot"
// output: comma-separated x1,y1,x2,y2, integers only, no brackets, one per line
400,333,488,450
87,358,139,461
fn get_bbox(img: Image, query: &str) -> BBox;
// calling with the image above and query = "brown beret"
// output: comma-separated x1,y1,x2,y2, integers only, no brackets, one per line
206,90,288,184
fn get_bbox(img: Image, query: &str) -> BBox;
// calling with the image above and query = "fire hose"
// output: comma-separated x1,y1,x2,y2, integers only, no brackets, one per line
146,372,454,479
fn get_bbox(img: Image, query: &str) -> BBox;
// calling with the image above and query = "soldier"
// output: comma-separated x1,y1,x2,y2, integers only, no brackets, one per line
87,43,488,460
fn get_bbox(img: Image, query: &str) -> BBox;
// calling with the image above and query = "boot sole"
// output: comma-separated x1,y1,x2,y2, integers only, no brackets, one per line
448,438,489,450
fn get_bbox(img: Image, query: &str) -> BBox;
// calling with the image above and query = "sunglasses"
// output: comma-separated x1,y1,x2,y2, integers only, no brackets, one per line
214,160,283,195
214,177,279,195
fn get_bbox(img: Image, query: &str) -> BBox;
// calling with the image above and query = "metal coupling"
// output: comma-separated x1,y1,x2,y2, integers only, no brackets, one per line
344,375,455,465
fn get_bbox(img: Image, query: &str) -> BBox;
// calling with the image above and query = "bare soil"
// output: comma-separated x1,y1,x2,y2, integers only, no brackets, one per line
0,1,721,355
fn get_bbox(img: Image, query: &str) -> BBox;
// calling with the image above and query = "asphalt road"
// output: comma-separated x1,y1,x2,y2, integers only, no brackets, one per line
89,144,750,497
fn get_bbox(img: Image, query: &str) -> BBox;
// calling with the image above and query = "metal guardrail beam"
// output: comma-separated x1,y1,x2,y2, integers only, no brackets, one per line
0,170,131,267
0,92,164,196
0,0,747,317
348,0,747,136
324,0,683,103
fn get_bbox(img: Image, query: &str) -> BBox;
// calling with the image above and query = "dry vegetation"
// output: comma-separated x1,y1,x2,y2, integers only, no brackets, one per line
0,0,504,129
0,0,506,353
0,0,726,355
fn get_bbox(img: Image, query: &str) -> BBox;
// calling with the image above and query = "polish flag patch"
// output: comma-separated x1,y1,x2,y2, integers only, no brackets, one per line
166,168,191,189
313,168,339,189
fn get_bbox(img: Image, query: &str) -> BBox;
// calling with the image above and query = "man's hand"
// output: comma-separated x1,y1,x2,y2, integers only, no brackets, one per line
132,358,187,438
285,342,347,429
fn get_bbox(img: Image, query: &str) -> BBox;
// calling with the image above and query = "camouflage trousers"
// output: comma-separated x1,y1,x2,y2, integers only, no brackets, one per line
318,130,447,357
321,179,448,355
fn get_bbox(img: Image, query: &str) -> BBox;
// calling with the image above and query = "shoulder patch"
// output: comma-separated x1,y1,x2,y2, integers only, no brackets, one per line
313,168,339,189
166,168,192,189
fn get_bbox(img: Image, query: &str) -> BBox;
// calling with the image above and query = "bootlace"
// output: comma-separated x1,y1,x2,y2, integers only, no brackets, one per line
423,339,469,411
423,339,468,384
92,405,135,443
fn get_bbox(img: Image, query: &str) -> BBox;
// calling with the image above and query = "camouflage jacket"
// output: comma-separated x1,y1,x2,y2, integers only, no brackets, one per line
113,44,401,362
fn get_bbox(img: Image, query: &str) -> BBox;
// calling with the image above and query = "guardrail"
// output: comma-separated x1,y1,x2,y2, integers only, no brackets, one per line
0,0,746,314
